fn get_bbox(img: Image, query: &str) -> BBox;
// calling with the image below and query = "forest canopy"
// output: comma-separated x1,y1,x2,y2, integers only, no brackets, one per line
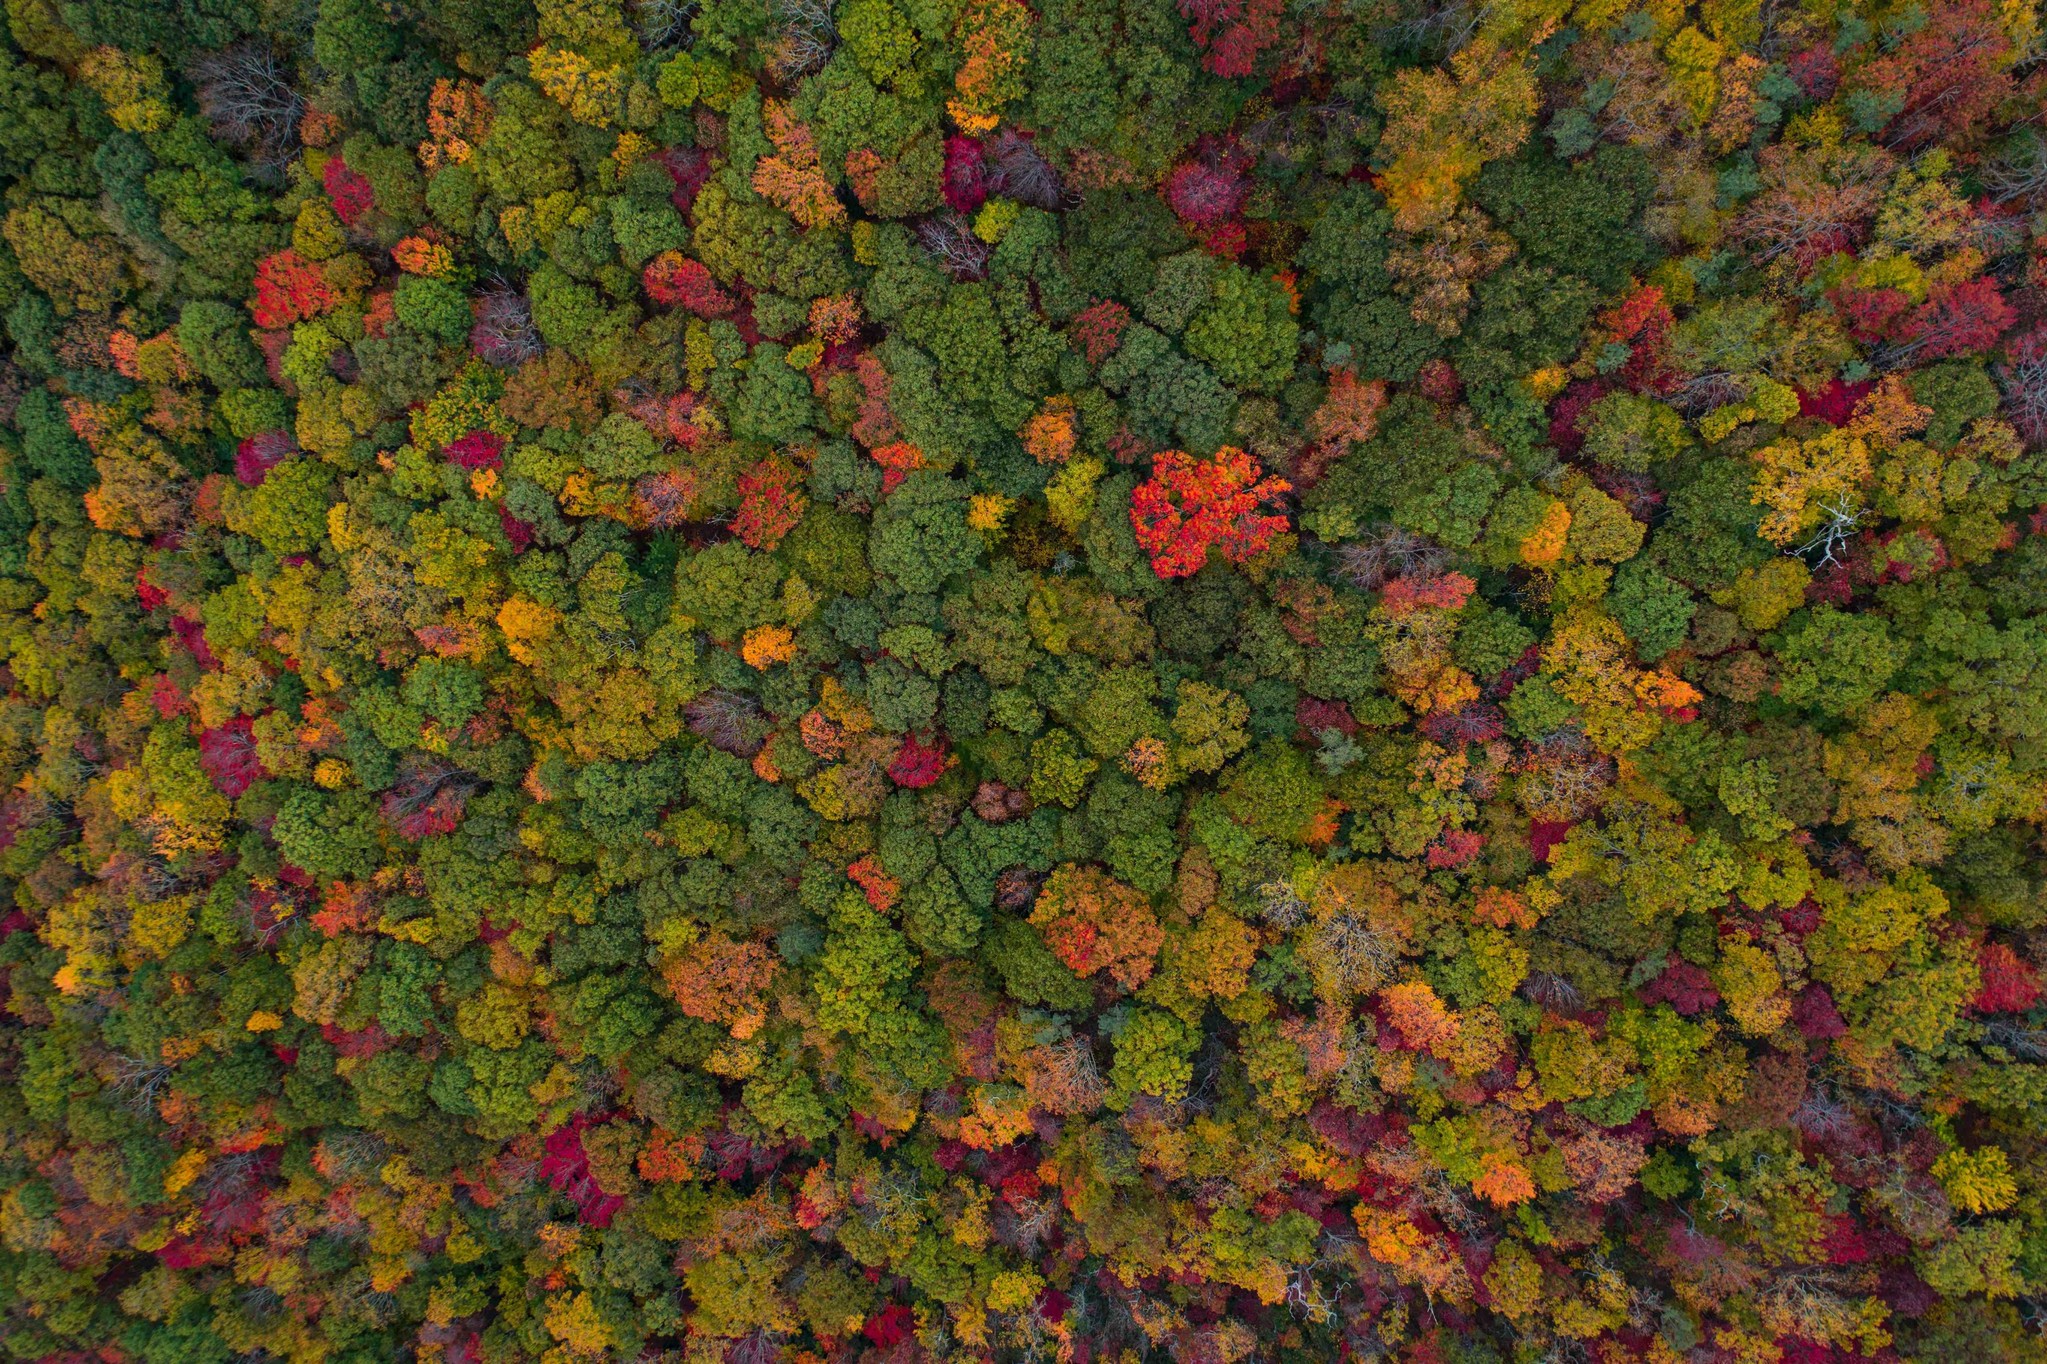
4,0,2047,1361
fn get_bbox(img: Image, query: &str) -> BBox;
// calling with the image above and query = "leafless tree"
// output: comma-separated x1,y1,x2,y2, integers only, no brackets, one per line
379,755,482,838
1307,913,1399,997
1790,496,1861,568
1331,524,1451,591
1983,1019,2047,1061
985,129,1067,211
1733,142,1893,265
765,0,835,82
0,358,25,426
189,44,304,178
1030,1034,1105,1116
1373,0,1482,58
632,0,699,48
238,1284,288,1326
1998,326,2047,449
685,688,768,756
1982,128,2047,207
470,285,543,367
1792,1086,1857,1139
318,1130,391,1182
1522,970,1584,1013
1257,878,1309,929
105,1051,174,1115
916,212,993,280
1667,370,1752,418
1285,1256,1343,1326
1518,732,1615,822
725,1330,786,1364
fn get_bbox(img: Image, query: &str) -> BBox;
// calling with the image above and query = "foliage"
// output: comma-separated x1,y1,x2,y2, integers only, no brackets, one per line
4,3,2047,1362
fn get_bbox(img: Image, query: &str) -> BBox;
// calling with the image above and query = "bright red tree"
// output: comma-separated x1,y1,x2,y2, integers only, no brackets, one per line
250,249,338,329
732,458,806,549
643,251,735,316
1895,276,2015,360
1130,446,1291,579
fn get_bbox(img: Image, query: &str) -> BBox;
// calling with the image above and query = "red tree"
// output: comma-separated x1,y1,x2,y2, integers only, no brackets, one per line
731,459,806,550
234,430,297,486
889,734,948,788
1163,158,1244,229
198,717,266,798
1974,941,2042,1013
1894,276,2015,360
1130,447,1291,579
643,251,735,316
1999,324,2047,447
323,155,374,224
1069,299,1129,366
1177,0,1284,78
943,135,988,214
1856,0,2014,149
541,1118,625,1227
250,249,337,329
1828,284,1913,344
444,430,505,471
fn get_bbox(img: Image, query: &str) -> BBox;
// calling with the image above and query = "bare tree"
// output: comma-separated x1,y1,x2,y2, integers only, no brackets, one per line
1998,326,2047,449
470,285,543,367
104,1051,174,1115
916,212,993,280
189,44,304,177
1522,970,1585,1013
1982,128,2047,207
1732,141,1893,265
1373,0,1482,59
1257,878,1310,929
1306,912,1399,997
765,0,836,82
684,688,768,756
726,1331,787,1364
985,129,1068,211
632,0,700,48
1790,496,1861,568
1331,524,1451,591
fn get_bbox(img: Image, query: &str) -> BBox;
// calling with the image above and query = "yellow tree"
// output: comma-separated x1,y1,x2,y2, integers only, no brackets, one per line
1377,41,1538,232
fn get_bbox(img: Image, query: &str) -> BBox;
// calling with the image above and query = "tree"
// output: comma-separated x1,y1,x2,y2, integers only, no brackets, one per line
393,274,472,345
948,0,1034,132
751,101,845,230
5,201,135,313
1129,448,1291,579
643,251,736,315
1470,145,1657,292
868,470,982,592
177,299,266,388
313,0,400,73
663,933,777,1038
1105,1007,1195,1106
1776,606,1909,718
732,457,807,551
224,456,330,555
1169,679,1250,777
813,887,919,1035
249,248,339,329
1854,0,2016,150
1891,277,2016,363
1580,391,1689,473
1375,40,1538,233
1028,863,1163,989
1181,265,1299,393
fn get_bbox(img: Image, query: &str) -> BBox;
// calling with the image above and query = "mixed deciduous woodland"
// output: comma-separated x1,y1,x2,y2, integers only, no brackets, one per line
4,0,2047,1359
